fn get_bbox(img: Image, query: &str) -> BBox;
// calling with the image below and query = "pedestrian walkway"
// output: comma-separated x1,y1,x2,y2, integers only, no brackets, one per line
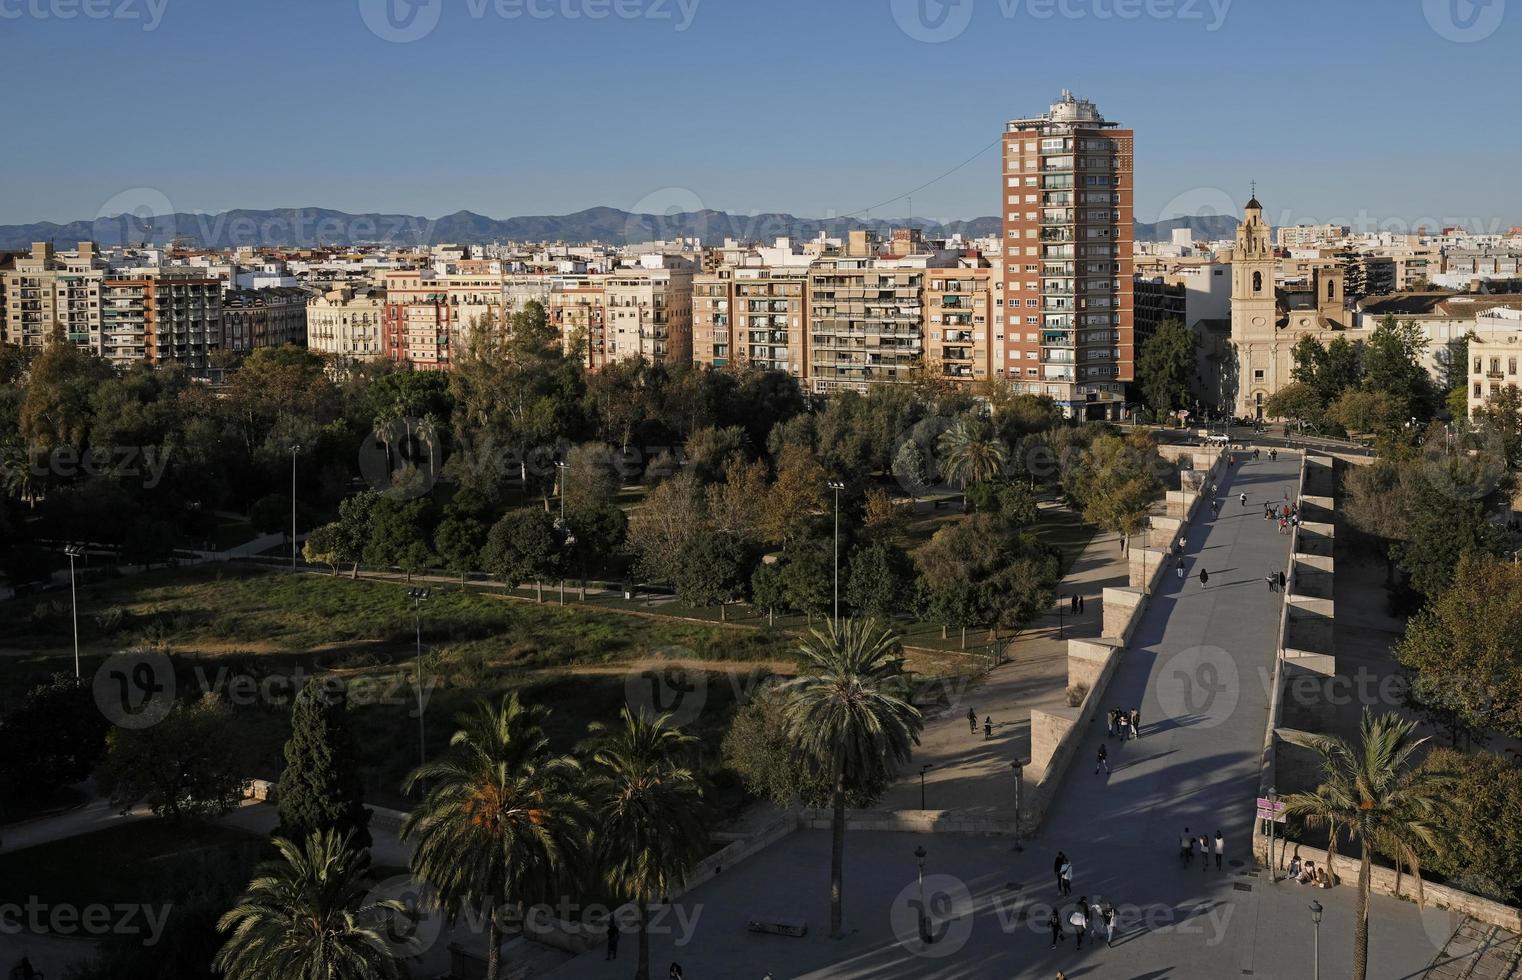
541,455,1447,979
877,519,1129,814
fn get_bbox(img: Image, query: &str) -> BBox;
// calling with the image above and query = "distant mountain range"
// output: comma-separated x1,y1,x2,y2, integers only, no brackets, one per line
0,206,1240,250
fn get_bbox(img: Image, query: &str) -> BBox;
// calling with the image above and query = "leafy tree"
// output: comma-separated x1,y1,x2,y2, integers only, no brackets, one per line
683,424,748,484
627,470,705,586
401,694,585,980
214,830,401,980
723,684,893,809
1282,712,1453,980
1341,459,1411,584
1264,381,1326,430
913,513,1058,645
759,443,827,544
780,619,921,938
1473,384,1522,470
1135,318,1198,415
1071,433,1165,555
777,534,835,621
586,708,707,980
1397,555,1522,740
1363,316,1434,422
481,508,566,602
1291,334,1363,411
1390,457,1503,600
0,673,110,796
861,487,910,539
434,509,485,588
333,491,383,578
562,441,621,514
363,496,434,583
964,481,1039,529
1417,748,1522,904
937,416,1009,503
845,539,914,620
1327,389,1405,447
96,693,250,821
275,678,372,850
302,522,344,576
675,531,756,616
891,438,933,500
750,559,788,626
704,455,769,538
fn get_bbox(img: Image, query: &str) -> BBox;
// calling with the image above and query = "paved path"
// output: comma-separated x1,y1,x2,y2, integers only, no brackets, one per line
878,521,1128,814
543,455,1455,979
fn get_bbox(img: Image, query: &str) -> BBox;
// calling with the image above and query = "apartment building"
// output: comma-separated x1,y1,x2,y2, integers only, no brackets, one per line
597,264,693,369
807,255,924,393
1469,329,1522,415
1001,91,1134,419
379,269,505,370
307,286,386,365
924,266,994,382
2,241,106,352
98,272,224,369
692,266,807,375
221,287,308,355
1276,224,1349,248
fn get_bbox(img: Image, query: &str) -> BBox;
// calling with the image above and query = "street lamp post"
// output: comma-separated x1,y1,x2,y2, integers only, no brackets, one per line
407,587,430,771
554,459,568,522
1010,759,1024,852
1266,785,1279,882
919,764,932,811
914,845,929,944
290,444,301,572
1309,900,1323,980
827,480,847,626
64,544,84,682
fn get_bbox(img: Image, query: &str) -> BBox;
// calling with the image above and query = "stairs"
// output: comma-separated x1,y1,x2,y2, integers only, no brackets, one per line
1424,918,1522,979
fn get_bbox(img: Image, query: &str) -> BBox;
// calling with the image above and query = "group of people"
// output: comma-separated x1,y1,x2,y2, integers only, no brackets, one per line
1105,706,1140,740
1287,855,1331,888
1265,500,1300,535
1044,889,1118,950
1178,827,1227,871
1066,593,1086,614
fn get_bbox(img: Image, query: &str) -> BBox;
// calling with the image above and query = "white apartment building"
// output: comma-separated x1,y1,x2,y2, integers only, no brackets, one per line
2,242,106,352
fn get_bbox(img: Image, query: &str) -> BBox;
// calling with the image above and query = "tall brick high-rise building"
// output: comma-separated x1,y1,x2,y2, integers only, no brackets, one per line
1000,91,1133,419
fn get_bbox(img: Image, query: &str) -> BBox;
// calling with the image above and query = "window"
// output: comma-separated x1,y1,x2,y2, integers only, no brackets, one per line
1253,271,1263,293
1253,369,1265,381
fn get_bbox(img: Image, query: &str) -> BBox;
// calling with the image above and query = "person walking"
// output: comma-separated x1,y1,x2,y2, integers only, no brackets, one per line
1095,743,1109,775
1215,830,1225,870
1210,499,1218,516
1102,903,1117,947
1059,856,1074,897
984,716,993,740
1265,574,1276,593
1239,491,1248,507
1180,827,1194,866
605,915,620,960
1199,835,1211,871
1176,561,1185,582
1053,851,1067,894
1070,904,1088,950
669,962,684,980
1117,711,1130,740
1198,567,1209,590
1278,570,1286,592
1048,909,1065,948
967,706,977,735
1078,594,1084,614
1130,707,1140,738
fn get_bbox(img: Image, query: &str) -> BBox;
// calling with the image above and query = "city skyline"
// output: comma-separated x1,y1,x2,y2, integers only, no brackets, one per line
1,0,1519,228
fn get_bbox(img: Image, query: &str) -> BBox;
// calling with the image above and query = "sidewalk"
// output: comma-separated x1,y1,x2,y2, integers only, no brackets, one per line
876,521,1128,814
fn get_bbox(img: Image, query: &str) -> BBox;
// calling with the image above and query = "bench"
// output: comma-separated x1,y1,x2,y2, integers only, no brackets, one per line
747,917,807,938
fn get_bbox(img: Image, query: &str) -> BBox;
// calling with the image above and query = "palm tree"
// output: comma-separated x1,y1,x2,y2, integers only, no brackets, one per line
214,829,402,980
401,693,585,980
587,707,708,980
937,417,1008,508
1282,710,1453,980
781,618,922,938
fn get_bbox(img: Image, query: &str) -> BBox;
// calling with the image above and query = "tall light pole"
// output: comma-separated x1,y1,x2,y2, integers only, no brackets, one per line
827,480,846,625
914,845,929,944
407,587,430,771
1266,785,1279,882
918,764,932,811
64,544,84,682
554,459,568,522
290,444,301,572
1009,759,1024,852
1309,900,1323,980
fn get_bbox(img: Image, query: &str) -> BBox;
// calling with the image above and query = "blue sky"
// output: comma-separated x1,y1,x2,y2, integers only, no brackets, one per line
2,0,1518,230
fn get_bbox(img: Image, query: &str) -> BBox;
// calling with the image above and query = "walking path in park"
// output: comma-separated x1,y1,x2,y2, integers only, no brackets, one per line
877,520,1129,814
543,454,1460,979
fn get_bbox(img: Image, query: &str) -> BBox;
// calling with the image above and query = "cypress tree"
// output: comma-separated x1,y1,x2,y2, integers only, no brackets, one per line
275,677,372,850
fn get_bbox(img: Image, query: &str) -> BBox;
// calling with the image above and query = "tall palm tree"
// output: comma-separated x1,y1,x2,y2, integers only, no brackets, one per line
214,829,402,980
937,417,1009,508
781,618,923,938
587,707,708,980
401,693,585,980
1282,710,1453,980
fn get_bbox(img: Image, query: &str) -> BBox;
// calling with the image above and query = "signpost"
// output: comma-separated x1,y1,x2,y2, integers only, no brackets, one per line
1257,795,1286,880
